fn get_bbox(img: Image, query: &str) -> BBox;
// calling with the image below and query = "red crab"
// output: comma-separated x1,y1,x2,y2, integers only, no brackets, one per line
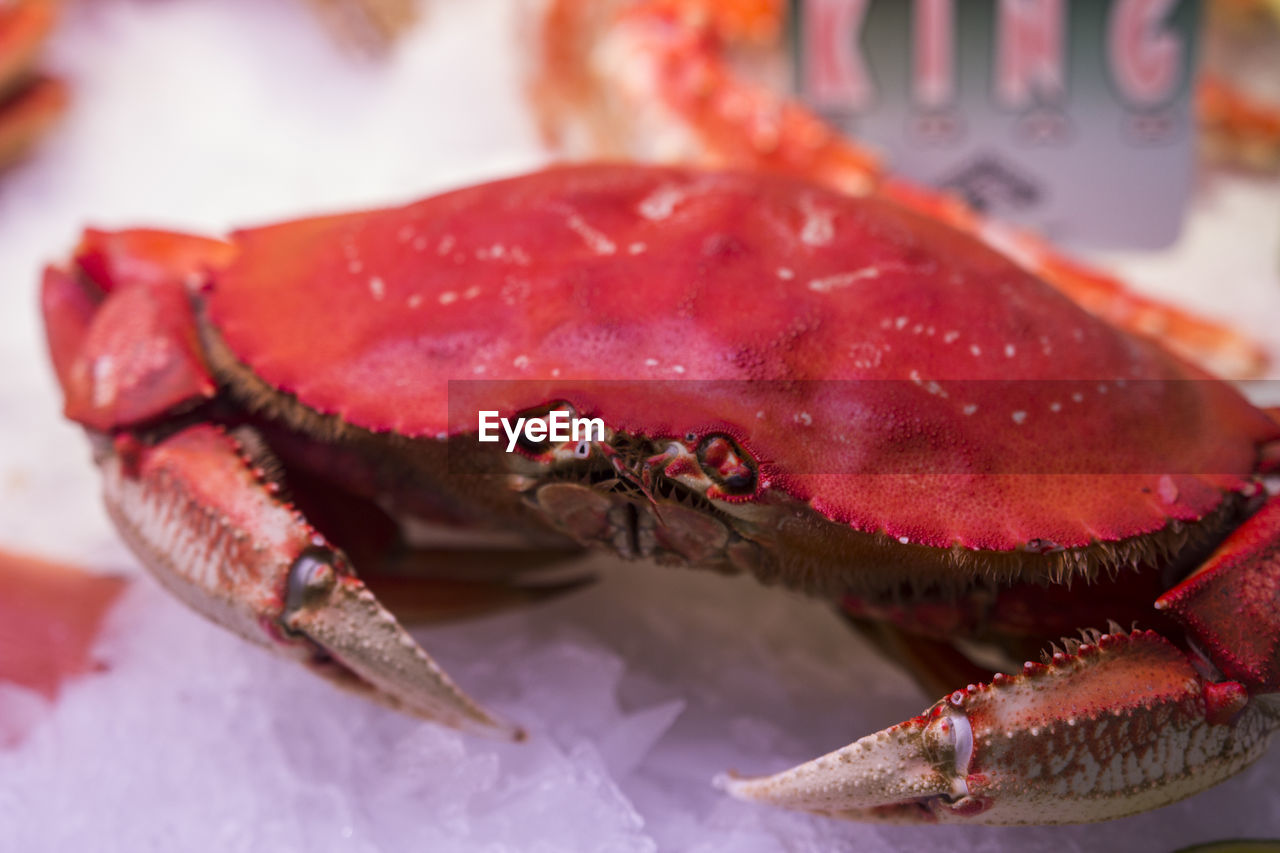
41,163,1280,825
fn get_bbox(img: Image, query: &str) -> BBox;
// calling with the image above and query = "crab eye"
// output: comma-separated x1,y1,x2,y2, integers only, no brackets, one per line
514,401,577,456
285,548,337,615
695,434,757,495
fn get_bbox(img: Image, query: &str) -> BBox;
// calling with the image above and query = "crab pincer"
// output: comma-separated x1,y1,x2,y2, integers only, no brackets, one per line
723,627,1278,823
43,229,521,738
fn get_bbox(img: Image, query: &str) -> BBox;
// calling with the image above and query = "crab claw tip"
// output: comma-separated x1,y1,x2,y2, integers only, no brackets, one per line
722,629,1280,824
717,714,969,821
284,561,522,739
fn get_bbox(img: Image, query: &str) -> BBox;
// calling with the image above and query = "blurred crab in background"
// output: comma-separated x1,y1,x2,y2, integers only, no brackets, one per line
311,0,1280,197
0,0,67,173
301,0,417,53
1201,0,1280,169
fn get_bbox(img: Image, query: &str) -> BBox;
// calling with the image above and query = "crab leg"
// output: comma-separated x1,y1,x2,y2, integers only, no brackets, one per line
1157,495,1280,694
728,491,1280,824
1197,73,1280,171
722,629,1279,824
97,423,520,737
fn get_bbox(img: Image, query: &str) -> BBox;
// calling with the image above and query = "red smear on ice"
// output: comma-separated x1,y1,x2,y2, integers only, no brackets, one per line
0,549,127,742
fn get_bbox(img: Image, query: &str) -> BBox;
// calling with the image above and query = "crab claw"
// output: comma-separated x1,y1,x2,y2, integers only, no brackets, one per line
722,630,1280,824
100,423,520,738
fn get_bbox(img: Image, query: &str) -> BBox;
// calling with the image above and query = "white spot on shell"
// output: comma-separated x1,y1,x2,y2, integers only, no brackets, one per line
795,412,813,426
1012,410,1027,424
808,267,881,293
463,286,481,300
671,365,686,374
898,536,910,544
1050,401,1062,412
644,358,659,367
962,404,978,415
970,345,982,356
437,235,456,255
895,316,908,330
348,259,363,274
943,331,960,344
90,355,117,408
439,291,458,305
513,355,530,369
799,197,836,246
638,184,686,220
629,242,647,255
1072,392,1084,403
565,213,616,255
501,276,531,306
1004,344,1016,358
407,294,423,309
849,342,882,369
368,277,385,300
777,267,795,280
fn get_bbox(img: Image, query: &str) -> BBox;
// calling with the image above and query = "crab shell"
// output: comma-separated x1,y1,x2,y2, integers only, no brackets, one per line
44,164,1280,825
212,166,1270,550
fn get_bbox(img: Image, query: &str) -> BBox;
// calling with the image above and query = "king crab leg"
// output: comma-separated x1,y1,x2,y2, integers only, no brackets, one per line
1198,73,1280,171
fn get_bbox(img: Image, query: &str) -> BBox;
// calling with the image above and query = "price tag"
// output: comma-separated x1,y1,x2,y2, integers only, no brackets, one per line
791,0,1203,248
